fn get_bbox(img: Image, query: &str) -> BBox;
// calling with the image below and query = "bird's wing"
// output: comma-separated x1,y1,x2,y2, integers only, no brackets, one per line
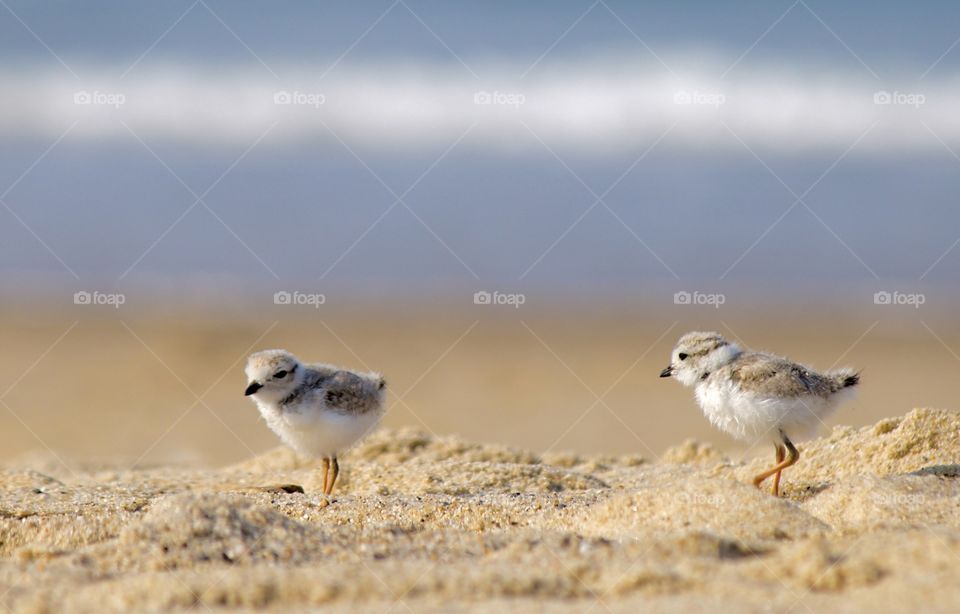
323,370,382,415
726,353,830,398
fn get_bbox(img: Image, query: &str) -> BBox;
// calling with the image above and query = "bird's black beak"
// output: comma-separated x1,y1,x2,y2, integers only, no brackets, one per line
244,381,263,396
659,365,674,378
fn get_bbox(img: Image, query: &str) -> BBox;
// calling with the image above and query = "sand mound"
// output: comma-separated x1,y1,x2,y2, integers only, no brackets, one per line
1,409,959,612
230,427,543,474
108,493,322,571
751,408,959,480
772,408,960,481
660,408,960,493
801,473,960,531
230,427,614,496
572,465,828,541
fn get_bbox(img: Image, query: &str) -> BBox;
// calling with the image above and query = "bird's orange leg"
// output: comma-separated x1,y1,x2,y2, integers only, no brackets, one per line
321,457,331,494
325,457,340,495
752,439,799,496
771,445,785,496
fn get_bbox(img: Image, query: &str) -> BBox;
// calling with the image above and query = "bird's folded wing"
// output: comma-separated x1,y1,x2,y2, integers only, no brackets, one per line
324,371,380,415
728,353,826,398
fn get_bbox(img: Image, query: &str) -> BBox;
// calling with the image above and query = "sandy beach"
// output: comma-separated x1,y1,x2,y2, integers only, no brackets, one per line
1,407,957,612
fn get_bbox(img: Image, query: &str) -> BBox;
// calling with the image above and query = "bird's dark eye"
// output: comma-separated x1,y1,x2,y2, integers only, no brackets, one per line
273,370,287,379
678,353,688,361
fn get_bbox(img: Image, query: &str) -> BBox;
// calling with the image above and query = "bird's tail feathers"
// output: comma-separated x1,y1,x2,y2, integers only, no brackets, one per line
828,368,860,392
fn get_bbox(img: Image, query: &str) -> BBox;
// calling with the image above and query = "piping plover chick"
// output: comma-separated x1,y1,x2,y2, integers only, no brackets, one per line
660,332,859,496
244,349,386,496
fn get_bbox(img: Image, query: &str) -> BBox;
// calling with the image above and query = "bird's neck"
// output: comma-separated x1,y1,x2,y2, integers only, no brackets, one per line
699,343,743,380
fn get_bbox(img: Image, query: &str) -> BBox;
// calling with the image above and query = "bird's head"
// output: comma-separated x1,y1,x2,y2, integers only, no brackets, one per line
660,331,741,386
244,349,302,401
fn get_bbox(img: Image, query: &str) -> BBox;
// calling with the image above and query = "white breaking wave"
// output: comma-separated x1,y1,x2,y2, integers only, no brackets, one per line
1,60,957,153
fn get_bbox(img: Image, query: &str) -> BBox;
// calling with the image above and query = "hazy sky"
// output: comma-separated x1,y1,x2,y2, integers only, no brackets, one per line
1,1,958,295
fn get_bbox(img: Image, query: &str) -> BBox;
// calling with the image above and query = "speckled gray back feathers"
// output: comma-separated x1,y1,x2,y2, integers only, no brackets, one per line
713,352,858,399
280,363,386,415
